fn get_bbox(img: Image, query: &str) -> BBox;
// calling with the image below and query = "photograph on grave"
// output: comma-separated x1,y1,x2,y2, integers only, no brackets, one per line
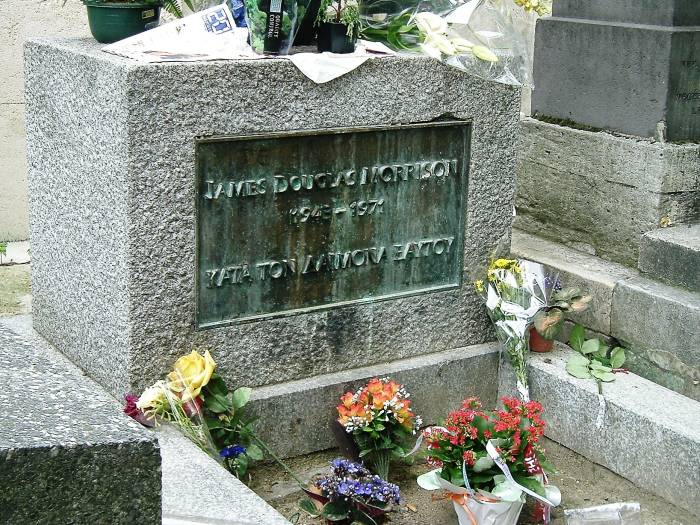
196,122,470,327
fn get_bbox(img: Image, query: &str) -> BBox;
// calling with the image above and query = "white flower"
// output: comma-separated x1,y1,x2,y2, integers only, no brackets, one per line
136,382,167,411
414,12,448,34
450,37,474,53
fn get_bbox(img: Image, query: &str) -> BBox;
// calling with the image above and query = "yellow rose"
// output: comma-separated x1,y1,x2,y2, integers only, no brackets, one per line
168,350,216,402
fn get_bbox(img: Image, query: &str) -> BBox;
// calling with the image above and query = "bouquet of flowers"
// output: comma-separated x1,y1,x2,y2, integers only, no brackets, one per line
336,377,422,479
360,0,551,86
299,458,401,524
124,350,264,478
417,397,560,525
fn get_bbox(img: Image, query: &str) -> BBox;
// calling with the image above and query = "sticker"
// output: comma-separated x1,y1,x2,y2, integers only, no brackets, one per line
203,7,233,34
142,9,155,19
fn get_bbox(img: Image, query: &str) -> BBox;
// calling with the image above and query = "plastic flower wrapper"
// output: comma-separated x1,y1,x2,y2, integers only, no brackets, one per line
474,258,556,400
359,0,549,87
244,0,313,54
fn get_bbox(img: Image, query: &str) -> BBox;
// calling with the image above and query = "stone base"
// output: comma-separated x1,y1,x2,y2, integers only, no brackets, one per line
0,316,161,524
248,342,500,458
499,346,700,518
532,13,700,141
512,229,700,401
515,118,700,266
639,224,700,292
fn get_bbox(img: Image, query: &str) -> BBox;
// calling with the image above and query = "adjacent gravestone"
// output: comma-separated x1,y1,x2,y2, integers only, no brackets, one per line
532,0,699,142
25,38,520,404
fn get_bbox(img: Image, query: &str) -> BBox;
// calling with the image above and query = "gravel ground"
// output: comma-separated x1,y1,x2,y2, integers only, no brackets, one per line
248,438,698,525
0,263,31,315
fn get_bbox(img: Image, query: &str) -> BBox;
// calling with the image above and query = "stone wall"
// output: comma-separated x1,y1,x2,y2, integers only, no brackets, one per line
0,0,90,241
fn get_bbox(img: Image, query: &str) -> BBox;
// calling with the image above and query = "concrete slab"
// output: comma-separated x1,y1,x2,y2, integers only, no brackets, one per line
639,224,700,292
158,426,290,525
499,344,700,518
0,315,161,524
511,229,638,334
249,342,501,458
611,276,700,400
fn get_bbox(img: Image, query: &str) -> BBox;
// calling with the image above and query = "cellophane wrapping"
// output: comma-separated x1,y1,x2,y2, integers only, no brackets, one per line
360,0,548,86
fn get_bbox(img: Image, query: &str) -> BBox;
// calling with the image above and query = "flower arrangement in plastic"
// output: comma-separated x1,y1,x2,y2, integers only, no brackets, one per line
336,377,422,479
417,397,560,525
124,350,268,479
299,458,401,524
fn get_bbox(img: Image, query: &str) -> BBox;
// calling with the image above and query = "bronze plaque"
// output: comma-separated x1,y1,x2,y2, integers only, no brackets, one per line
196,121,470,328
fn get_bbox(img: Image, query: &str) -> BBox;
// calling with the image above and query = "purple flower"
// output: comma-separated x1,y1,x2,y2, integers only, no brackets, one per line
220,445,246,458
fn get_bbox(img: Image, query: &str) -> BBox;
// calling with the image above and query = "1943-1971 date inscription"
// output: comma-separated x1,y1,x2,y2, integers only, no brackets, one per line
195,122,471,327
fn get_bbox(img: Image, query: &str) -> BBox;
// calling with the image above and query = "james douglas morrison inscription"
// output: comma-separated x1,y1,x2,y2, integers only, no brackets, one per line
196,121,471,327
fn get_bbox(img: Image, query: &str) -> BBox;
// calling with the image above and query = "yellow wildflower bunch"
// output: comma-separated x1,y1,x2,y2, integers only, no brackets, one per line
513,0,551,16
487,258,522,281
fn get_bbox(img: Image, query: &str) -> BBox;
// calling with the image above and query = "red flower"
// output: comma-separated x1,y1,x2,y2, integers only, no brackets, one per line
462,450,476,466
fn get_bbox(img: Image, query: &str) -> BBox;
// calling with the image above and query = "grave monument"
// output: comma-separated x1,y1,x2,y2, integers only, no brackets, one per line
25,38,520,454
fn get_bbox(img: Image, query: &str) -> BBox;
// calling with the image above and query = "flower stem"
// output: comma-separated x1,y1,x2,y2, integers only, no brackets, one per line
249,431,305,488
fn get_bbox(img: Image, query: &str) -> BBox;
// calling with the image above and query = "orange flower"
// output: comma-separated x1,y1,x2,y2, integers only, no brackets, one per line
339,392,354,409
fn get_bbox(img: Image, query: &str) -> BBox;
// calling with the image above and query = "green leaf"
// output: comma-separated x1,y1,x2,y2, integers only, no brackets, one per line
205,374,229,396
589,361,612,372
592,370,616,382
204,392,231,414
245,444,264,461
298,498,321,517
322,501,350,521
566,354,592,379
232,387,252,409
513,475,546,497
581,339,601,355
610,347,626,368
473,455,495,473
568,324,585,352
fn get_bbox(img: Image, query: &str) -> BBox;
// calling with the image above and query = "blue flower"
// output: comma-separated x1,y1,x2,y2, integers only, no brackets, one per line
220,445,246,458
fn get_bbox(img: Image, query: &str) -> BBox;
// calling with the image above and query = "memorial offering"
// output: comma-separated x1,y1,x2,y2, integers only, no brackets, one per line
125,350,266,479
474,258,561,400
299,459,401,524
417,397,560,525
336,378,422,480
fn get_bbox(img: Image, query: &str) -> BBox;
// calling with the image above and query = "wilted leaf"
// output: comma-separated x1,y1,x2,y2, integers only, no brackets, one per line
569,295,592,312
533,309,564,340
610,347,626,368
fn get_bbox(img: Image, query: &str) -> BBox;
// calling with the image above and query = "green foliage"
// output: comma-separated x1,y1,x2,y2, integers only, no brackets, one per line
200,373,259,478
566,324,627,387
360,11,420,51
534,287,591,340
162,0,194,18
316,0,361,38
0,242,5,263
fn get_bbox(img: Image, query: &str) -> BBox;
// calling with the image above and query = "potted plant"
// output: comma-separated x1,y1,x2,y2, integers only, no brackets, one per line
316,0,360,53
335,377,422,480
82,0,190,44
418,397,559,525
298,458,401,524
530,287,591,352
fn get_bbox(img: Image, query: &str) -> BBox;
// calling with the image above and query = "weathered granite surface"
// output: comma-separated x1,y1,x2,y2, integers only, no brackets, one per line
158,426,290,525
25,38,520,397
516,118,700,266
611,276,700,401
532,8,700,141
499,345,700,517
639,224,700,292
249,342,500,458
0,316,161,524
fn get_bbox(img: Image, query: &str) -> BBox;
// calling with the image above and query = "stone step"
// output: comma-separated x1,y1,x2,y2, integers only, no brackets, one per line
512,229,700,401
498,345,700,518
248,343,501,458
158,426,290,525
0,316,161,524
638,224,700,292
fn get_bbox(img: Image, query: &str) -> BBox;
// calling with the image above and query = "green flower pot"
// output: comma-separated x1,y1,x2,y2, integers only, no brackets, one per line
83,1,162,44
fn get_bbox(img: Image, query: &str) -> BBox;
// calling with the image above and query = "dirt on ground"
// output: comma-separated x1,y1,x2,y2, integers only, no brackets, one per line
248,439,698,525
0,263,31,315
